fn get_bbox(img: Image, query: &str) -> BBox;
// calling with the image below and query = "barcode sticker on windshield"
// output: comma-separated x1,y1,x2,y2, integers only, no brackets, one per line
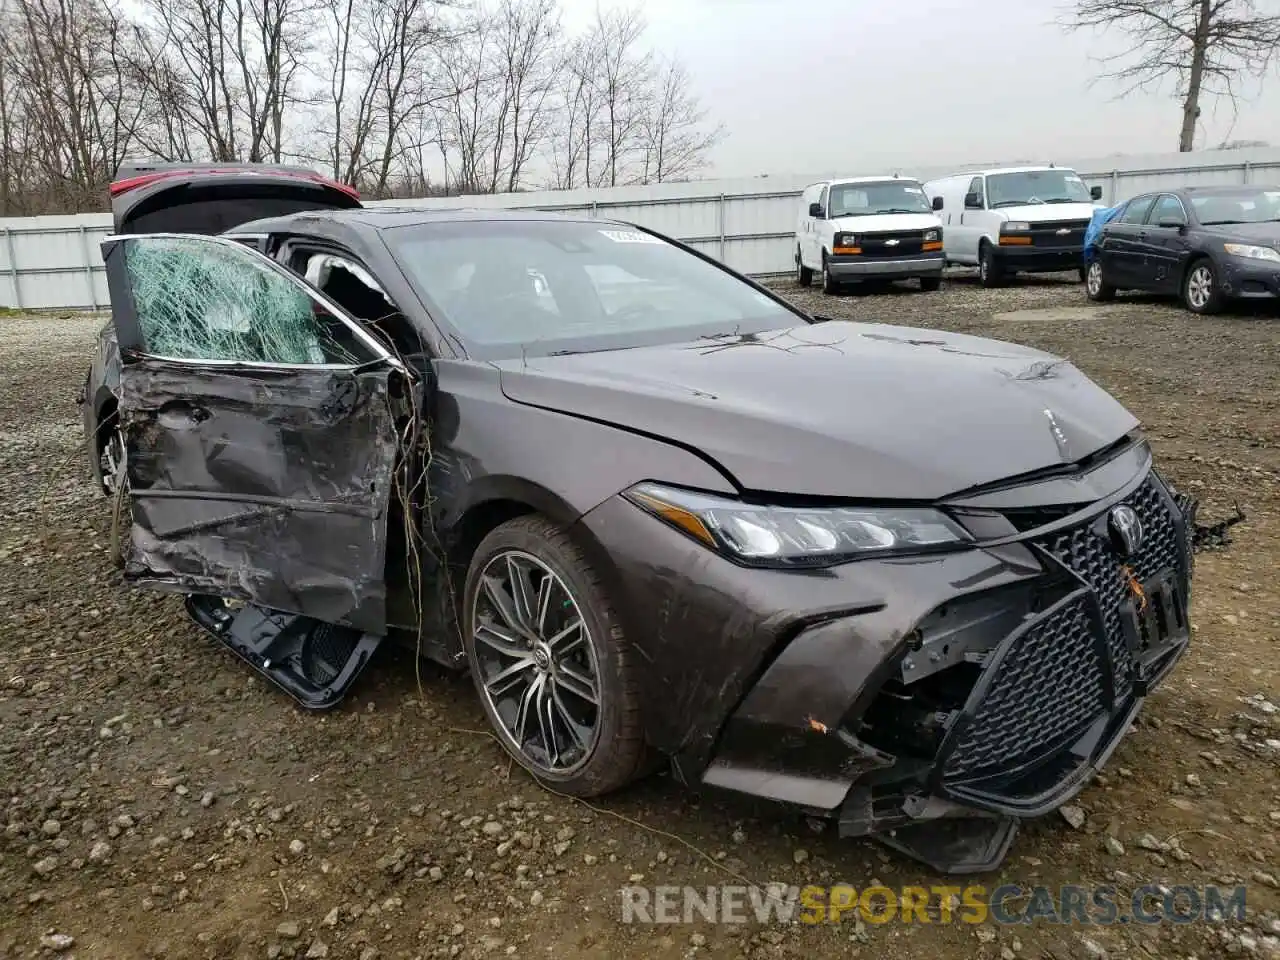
599,229,664,244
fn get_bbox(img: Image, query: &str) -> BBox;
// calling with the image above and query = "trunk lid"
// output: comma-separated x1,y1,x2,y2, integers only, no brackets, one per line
110,161,362,235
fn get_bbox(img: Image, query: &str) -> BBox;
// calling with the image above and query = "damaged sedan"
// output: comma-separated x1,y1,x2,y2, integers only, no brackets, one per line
82,163,1198,874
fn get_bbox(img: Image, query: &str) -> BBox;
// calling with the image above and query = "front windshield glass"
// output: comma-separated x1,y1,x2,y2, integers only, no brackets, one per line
986,170,1093,207
1190,188,1280,225
385,220,803,359
828,180,932,217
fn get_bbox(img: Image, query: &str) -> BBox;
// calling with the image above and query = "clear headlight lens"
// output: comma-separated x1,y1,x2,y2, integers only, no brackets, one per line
924,229,941,242
1002,221,1031,232
1223,243,1280,263
624,482,971,566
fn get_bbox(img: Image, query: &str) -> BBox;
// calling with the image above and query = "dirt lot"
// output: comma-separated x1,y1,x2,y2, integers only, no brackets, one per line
2,274,1278,960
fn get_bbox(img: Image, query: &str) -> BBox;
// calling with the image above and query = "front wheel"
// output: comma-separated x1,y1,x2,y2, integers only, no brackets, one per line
99,420,126,497
462,515,649,797
821,254,840,294
796,248,813,287
1085,260,1115,302
979,243,1004,288
1183,259,1224,314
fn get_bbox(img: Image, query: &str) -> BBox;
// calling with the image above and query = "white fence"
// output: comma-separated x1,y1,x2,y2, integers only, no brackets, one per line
5,145,1280,311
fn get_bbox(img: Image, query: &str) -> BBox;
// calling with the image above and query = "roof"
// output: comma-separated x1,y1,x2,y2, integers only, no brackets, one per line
925,166,1076,181
237,206,605,232
805,175,919,189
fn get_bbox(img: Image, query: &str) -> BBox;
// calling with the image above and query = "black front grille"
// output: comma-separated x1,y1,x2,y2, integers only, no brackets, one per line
1038,475,1184,686
860,230,925,257
1028,219,1089,248
944,592,1107,779
939,472,1189,788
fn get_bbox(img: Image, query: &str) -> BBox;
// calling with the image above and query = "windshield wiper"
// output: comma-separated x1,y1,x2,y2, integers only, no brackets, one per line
878,208,926,214
1200,219,1246,225
1044,197,1082,204
991,199,1035,208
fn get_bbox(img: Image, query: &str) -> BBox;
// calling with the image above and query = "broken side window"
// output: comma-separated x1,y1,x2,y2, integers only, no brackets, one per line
122,236,377,366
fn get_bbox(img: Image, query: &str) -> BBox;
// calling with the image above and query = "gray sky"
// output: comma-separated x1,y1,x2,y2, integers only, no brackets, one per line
560,0,1280,179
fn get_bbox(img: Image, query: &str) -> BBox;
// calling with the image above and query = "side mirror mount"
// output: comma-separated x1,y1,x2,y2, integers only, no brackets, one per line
1090,185,1104,201
808,202,824,219
964,192,982,209
931,196,944,211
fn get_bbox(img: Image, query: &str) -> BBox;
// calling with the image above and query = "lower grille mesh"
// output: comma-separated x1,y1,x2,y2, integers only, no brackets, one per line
944,594,1106,778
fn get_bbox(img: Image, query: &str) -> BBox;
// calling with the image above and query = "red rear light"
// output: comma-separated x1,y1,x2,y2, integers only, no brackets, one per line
108,169,360,200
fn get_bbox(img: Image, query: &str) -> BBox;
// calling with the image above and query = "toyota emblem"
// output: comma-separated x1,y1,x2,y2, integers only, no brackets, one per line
1107,504,1145,557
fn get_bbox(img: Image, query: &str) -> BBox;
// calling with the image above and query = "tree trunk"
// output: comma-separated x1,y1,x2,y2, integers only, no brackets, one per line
1179,0,1211,152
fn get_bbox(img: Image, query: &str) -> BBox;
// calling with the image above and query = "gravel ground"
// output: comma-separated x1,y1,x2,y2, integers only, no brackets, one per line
2,274,1278,960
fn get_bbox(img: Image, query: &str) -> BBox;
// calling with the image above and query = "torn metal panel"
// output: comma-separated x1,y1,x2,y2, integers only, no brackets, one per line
117,358,399,634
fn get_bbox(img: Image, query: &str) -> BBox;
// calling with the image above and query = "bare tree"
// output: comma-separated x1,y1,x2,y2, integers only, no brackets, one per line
639,57,723,184
432,0,559,193
0,0,724,213
1065,0,1280,151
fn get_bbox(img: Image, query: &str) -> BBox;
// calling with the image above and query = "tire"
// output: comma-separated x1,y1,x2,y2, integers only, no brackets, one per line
1183,258,1224,315
462,514,648,797
920,276,942,292
821,253,840,294
979,242,1004,288
1085,260,1115,302
99,418,126,497
796,248,813,287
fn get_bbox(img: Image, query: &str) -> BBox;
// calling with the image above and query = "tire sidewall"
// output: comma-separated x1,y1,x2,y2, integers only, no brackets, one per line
1087,261,1103,299
1184,260,1216,314
461,519,631,792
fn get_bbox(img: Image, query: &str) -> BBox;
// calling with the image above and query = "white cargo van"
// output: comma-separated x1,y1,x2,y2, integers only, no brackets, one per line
923,166,1104,287
795,176,945,294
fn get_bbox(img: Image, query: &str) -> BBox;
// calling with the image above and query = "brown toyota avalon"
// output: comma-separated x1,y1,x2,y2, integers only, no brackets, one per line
81,163,1196,873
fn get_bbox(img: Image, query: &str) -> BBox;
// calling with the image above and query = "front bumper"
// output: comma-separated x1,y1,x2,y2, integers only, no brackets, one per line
827,254,944,280
992,243,1083,272
576,447,1194,873
1218,256,1280,299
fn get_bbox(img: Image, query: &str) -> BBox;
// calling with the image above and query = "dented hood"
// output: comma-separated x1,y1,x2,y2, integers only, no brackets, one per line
496,321,1139,501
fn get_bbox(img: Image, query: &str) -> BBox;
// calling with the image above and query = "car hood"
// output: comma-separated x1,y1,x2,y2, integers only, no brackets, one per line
992,202,1100,222
495,321,1140,501
1197,220,1280,244
829,212,941,233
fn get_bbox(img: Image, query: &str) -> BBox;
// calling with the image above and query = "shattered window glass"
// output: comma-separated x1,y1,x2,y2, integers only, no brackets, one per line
123,237,378,365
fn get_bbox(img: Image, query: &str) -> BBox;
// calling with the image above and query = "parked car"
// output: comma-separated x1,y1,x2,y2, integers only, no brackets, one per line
1086,185,1280,314
795,176,945,293
925,166,1104,287
82,164,1198,875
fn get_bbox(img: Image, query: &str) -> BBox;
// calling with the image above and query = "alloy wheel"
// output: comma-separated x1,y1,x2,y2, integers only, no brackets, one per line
101,426,126,496
470,550,601,774
1186,265,1213,310
1087,261,1103,297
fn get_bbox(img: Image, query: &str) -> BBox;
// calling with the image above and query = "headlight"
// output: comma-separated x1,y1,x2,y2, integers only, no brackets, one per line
624,482,971,567
1223,243,1280,263
836,232,860,247
1002,222,1031,232
924,229,941,242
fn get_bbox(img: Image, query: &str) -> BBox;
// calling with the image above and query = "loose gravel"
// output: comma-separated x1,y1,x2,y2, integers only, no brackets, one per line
2,276,1278,960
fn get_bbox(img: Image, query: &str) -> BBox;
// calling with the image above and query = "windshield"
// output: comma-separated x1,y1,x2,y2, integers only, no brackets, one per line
828,180,932,217
1190,188,1280,225
986,170,1093,207
385,220,803,359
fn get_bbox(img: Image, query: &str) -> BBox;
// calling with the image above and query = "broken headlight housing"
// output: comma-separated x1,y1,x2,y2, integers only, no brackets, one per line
625,482,971,567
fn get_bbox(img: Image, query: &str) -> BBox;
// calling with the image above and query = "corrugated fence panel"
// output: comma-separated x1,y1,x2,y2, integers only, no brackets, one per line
7,147,1280,310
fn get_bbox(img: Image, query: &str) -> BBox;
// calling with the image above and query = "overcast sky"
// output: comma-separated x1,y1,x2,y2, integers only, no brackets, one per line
559,0,1280,179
